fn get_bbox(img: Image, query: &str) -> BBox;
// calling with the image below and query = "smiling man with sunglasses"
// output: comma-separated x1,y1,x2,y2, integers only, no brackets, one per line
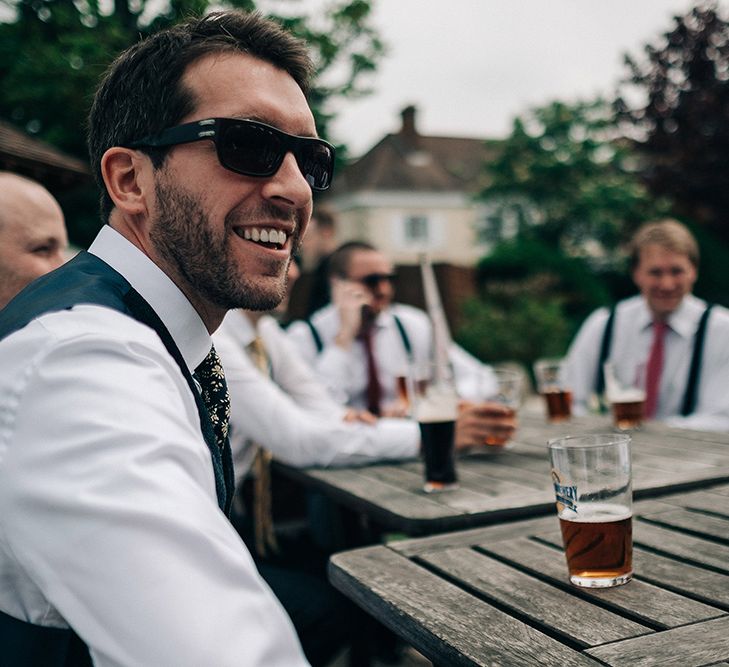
0,11,327,667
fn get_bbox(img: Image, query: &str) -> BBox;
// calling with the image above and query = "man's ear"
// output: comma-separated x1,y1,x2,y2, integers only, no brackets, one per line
101,147,153,217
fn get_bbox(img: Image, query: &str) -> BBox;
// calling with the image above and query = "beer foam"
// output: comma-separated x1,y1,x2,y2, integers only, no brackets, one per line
607,387,646,403
415,387,458,423
559,503,632,523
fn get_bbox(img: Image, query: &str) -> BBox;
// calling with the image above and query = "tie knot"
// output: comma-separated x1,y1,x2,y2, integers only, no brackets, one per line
653,320,668,336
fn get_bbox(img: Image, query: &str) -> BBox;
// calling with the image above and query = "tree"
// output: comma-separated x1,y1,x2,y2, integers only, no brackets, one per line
617,3,729,244
0,0,382,157
0,0,383,245
477,99,669,255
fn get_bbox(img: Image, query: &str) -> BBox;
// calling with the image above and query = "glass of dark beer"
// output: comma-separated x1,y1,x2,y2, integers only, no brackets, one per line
533,358,572,423
548,433,633,588
415,367,459,493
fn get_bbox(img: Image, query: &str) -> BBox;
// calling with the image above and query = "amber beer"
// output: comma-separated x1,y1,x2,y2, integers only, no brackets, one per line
611,399,645,430
548,433,633,588
542,389,572,423
484,406,516,447
559,505,633,587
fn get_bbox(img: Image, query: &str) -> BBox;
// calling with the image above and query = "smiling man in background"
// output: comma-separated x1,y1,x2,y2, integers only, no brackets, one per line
565,218,729,431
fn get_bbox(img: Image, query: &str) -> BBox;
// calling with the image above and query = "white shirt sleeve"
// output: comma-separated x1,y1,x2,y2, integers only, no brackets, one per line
215,322,420,479
259,316,345,418
0,311,307,667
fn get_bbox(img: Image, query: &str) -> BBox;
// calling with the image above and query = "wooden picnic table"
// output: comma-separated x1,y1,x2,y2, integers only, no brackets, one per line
274,411,729,536
329,483,729,667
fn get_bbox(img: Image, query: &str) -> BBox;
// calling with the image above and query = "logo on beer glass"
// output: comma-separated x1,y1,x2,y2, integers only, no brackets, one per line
551,469,577,513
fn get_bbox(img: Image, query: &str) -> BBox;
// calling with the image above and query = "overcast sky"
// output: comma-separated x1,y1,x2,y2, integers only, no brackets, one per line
302,0,729,156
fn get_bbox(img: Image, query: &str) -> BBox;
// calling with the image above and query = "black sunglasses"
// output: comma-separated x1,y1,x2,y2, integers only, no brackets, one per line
359,273,397,289
128,118,335,191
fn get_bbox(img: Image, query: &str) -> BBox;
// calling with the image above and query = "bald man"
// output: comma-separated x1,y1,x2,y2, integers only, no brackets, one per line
0,172,68,309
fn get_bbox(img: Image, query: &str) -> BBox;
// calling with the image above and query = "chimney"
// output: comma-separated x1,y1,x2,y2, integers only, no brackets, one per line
399,105,419,146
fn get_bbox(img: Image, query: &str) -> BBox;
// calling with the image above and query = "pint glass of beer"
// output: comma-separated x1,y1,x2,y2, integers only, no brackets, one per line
548,433,633,588
482,368,523,448
533,358,572,423
415,369,459,493
603,363,645,430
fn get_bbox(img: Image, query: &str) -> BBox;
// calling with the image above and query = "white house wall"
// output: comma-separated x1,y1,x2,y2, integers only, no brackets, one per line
328,191,494,266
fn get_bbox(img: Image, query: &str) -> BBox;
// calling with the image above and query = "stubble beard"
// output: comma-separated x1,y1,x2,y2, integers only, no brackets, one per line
150,176,298,312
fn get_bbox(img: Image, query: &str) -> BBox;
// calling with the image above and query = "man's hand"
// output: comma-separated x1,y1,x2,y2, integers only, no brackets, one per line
342,408,378,424
454,400,517,450
331,279,372,349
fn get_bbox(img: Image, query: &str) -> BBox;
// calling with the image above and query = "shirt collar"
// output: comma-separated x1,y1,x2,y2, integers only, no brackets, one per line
88,225,211,371
639,293,704,339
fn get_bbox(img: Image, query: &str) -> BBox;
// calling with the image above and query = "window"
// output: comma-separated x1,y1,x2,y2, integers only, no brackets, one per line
405,215,429,242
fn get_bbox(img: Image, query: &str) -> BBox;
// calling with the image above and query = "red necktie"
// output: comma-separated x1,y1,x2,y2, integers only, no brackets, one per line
645,321,668,418
361,324,381,416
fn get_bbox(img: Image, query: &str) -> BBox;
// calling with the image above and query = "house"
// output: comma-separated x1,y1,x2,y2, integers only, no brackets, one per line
323,105,502,267
293,106,502,327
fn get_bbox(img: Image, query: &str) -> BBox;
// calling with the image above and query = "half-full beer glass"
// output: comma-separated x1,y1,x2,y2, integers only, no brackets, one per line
548,433,633,588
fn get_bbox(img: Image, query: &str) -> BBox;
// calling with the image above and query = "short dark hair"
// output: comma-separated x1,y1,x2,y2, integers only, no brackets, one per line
88,11,314,222
629,219,699,270
328,240,377,279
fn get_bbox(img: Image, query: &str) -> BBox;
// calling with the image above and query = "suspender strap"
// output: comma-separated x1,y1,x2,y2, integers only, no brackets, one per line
0,608,91,667
307,313,412,359
392,314,413,361
305,318,324,354
681,303,714,417
596,305,616,399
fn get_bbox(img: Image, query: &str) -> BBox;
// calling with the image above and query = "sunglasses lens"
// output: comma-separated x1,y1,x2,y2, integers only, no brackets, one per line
219,122,282,176
297,141,334,191
218,120,334,190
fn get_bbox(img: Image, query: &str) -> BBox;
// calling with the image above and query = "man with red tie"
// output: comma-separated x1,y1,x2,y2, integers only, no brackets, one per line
565,219,729,431
287,241,511,426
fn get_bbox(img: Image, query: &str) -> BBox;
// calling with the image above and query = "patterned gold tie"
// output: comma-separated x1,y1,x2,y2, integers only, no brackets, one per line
247,335,279,557
193,345,231,451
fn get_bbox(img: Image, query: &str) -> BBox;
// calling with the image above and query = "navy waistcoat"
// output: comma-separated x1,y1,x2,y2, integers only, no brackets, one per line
0,250,234,666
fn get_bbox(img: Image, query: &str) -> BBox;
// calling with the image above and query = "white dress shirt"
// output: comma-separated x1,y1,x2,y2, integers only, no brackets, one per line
286,303,494,410
0,225,308,666
565,293,729,431
214,310,420,487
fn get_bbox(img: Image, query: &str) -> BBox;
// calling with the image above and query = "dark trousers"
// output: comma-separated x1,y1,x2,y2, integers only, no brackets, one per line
232,499,357,667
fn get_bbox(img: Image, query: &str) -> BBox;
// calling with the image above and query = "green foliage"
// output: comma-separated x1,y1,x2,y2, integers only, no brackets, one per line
478,99,671,253
618,4,729,246
455,238,617,370
455,295,570,368
0,0,383,246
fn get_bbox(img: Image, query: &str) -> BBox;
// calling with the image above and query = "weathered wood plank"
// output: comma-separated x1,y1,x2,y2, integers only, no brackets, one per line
634,521,729,573
585,615,729,666
390,515,557,557
329,546,601,667
479,537,722,628
639,508,729,543
631,550,729,608
420,547,650,647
